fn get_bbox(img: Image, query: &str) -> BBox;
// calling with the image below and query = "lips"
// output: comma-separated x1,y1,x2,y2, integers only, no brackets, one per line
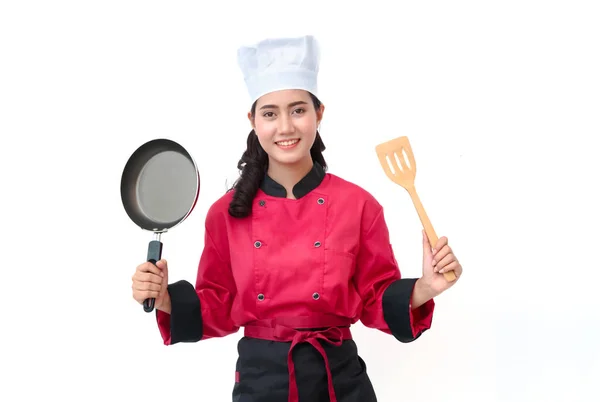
275,139,300,146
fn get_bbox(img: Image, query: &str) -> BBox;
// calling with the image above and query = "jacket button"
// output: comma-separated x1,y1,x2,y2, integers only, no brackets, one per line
258,294,265,301
259,200,265,207
317,198,325,205
254,241,262,248
312,292,320,300
314,241,321,247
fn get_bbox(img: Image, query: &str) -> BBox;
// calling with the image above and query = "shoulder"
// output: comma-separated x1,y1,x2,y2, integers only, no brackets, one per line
202,189,235,230
198,190,237,252
206,189,234,216
324,173,384,227
325,173,382,208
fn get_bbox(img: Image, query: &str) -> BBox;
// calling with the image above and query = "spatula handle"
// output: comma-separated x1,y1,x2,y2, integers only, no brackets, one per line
406,186,457,282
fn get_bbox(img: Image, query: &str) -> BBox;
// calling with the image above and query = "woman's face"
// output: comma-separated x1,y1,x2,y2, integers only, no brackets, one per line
249,89,324,167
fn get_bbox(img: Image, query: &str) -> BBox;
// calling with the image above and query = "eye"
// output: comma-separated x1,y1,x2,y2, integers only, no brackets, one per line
292,108,305,115
262,111,275,118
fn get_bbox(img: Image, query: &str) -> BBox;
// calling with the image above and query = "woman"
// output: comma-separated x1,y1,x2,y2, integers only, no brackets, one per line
131,35,462,402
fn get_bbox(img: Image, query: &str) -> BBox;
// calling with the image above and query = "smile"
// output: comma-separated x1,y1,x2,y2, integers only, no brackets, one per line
275,139,300,148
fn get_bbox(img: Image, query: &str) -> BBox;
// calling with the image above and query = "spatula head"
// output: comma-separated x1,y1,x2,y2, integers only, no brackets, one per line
375,136,417,189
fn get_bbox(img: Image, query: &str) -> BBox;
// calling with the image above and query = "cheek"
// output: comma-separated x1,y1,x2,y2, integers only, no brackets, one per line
255,119,274,134
297,118,317,134
254,125,275,147
299,121,317,141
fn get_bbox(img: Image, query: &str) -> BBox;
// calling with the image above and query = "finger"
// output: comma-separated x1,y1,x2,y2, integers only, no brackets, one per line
452,263,463,277
134,290,161,303
155,259,168,271
439,261,460,275
134,272,164,285
432,236,448,253
144,272,164,284
433,252,455,272
136,262,165,277
133,281,162,292
432,245,452,265
138,262,164,277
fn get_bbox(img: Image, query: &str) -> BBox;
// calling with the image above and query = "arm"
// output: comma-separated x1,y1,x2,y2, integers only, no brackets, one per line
353,203,435,343
411,277,437,310
155,214,239,345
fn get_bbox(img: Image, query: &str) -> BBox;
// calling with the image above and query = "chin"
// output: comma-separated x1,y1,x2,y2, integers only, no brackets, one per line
270,150,311,166
272,155,306,166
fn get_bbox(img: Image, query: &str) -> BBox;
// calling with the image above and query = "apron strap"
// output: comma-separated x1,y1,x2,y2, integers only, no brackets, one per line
244,315,353,402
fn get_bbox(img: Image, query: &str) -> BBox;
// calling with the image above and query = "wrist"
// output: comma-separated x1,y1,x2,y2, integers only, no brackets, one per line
157,292,172,314
411,278,437,309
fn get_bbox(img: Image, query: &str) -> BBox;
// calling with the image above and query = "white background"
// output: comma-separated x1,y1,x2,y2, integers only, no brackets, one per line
1,1,599,401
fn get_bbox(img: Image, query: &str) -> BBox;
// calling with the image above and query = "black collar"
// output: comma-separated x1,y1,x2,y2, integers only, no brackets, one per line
260,162,326,199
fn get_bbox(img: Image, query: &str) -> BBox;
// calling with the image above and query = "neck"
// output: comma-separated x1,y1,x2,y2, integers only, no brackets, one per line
267,156,314,199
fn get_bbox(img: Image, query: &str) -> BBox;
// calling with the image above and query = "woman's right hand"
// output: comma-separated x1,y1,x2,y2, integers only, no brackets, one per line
132,259,170,313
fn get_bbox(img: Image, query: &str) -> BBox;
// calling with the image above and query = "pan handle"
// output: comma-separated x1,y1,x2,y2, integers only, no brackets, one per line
144,239,163,312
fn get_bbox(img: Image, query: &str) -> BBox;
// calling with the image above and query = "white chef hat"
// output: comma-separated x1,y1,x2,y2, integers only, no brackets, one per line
237,35,320,104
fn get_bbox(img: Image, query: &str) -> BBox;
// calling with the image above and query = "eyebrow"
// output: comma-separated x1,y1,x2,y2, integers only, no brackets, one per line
259,101,308,110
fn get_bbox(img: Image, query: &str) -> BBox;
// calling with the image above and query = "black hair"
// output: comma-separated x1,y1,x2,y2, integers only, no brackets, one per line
228,92,327,218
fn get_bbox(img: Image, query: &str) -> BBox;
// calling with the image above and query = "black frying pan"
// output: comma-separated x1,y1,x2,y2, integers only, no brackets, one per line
120,138,200,313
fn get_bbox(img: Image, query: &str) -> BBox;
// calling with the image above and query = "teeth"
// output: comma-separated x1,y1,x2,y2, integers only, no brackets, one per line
277,139,299,146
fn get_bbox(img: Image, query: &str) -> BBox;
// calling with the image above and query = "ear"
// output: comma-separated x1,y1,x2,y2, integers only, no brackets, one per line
316,104,325,125
247,111,255,130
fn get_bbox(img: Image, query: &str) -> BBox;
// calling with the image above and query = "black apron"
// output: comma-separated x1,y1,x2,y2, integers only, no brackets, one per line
231,315,378,402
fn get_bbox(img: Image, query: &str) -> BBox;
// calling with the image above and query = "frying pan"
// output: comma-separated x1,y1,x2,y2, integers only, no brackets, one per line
120,138,200,312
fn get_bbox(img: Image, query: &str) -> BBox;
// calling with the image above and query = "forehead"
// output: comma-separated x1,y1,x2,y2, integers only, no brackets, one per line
256,89,312,108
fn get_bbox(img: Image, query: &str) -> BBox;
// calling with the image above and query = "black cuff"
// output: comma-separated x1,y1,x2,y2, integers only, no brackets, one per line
382,278,422,343
161,280,203,343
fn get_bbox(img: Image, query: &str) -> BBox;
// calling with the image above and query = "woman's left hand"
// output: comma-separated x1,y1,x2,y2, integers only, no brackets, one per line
420,230,462,296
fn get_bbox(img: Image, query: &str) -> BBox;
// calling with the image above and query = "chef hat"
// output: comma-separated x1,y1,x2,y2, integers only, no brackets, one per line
237,35,320,104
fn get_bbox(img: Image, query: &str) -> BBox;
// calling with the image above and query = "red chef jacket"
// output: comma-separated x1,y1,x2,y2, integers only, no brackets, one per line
156,161,435,402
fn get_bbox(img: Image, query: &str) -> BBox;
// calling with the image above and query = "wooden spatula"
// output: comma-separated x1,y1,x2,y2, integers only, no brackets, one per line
375,136,456,281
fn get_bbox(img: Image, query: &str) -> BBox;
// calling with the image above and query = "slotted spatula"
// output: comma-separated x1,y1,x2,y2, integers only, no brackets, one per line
375,136,456,281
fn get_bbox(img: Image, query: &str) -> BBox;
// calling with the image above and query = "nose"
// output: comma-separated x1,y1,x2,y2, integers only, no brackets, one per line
278,115,294,135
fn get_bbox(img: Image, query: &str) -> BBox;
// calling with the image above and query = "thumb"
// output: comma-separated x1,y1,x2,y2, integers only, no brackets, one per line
155,259,168,271
422,230,433,260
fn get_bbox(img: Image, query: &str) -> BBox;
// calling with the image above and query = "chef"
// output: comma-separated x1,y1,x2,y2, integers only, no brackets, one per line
131,34,463,402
